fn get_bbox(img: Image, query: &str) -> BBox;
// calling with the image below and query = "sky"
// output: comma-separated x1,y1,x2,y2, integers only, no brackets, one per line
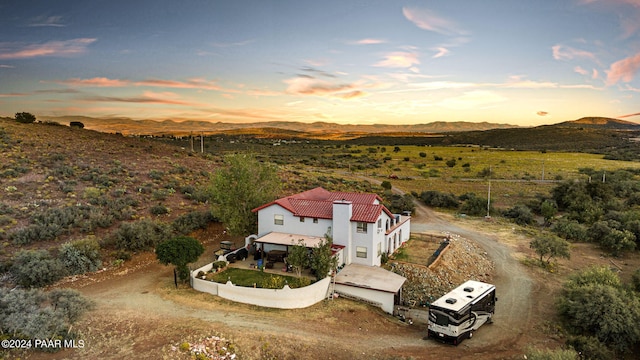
1,0,640,126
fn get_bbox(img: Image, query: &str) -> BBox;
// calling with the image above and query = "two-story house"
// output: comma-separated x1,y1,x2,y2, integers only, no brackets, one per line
250,187,411,267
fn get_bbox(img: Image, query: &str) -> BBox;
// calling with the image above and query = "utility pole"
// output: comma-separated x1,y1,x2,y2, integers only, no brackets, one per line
541,160,545,181
200,132,204,153
486,181,491,219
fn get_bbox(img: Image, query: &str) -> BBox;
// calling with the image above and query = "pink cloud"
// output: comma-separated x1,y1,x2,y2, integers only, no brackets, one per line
285,77,352,95
618,112,640,118
334,90,367,99
432,47,450,59
552,44,596,61
58,77,129,87
402,7,465,36
606,52,640,85
374,52,420,68
137,78,225,91
284,76,366,99
81,92,199,106
352,38,386,45
574,66,589,75
54,77,229,92
0,38,96,59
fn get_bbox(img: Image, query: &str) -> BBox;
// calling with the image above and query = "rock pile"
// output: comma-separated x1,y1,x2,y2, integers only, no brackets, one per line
390,234,494,307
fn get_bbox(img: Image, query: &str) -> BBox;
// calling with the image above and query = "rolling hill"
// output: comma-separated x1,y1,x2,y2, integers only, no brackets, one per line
555,117,640,130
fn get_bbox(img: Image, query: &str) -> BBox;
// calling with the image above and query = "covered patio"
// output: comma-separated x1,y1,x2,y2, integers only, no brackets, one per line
244,231,344,272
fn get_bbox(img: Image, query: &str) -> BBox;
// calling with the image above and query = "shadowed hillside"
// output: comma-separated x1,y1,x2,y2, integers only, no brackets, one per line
349,121,640,160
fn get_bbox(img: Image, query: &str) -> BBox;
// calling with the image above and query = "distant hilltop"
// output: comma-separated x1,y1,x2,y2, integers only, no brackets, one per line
555,117,640,130
40,116,519,136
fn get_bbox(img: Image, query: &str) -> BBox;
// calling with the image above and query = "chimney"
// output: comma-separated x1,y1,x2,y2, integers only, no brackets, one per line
332,200,352,264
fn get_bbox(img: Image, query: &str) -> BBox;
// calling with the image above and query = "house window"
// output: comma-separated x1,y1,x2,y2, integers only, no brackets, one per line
356,246,367,258
313,218,318,223
377,219,382,229
299,217,305,222
357,222,367,233
274,214,284,225
377,242,382,256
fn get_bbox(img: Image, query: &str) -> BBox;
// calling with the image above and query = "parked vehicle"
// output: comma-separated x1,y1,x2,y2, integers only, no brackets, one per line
427,280,496,345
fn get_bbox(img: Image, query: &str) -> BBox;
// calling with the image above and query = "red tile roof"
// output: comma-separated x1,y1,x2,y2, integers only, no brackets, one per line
252,187,393,223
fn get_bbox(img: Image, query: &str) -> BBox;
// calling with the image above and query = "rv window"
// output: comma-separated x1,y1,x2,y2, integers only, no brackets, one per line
435,313,449,326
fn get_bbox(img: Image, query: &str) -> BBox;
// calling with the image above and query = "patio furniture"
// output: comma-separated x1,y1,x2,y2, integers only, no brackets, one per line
267,250,287,262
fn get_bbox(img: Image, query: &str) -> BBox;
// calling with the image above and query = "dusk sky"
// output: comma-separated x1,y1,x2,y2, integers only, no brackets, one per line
1,0,640,126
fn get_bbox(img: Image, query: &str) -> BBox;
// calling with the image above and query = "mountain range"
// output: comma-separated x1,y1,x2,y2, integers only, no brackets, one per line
42,115,520,136
38,115,640,137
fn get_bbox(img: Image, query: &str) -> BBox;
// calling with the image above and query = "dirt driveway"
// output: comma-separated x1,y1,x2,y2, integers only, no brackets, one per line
26,202,554,360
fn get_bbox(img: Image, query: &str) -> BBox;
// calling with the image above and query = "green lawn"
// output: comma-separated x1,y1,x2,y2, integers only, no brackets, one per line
205,267,312,289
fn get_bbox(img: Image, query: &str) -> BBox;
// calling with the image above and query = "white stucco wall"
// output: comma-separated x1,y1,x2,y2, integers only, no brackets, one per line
334,284,396,314
191,263,332,309
218,277,331,309
257,204,332,238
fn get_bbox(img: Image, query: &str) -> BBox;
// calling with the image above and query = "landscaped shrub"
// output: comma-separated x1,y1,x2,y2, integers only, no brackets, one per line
58,237,102,275
212,261,227,270
11,249,66,288
261,274,286,289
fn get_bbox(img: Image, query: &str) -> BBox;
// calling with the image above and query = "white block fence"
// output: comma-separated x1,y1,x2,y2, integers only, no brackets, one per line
191,263,331,309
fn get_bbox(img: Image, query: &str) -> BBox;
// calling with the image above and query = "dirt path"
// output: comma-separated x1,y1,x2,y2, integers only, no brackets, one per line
410,201,539,350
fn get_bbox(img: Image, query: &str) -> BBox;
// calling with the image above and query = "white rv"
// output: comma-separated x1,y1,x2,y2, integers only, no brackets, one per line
427,280,496,345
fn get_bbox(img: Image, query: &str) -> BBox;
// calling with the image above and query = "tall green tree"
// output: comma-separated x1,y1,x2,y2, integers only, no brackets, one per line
540,200,557,225
156,236,205,285
529,235,570,266
310,235,338,280
558,276,640,354
209,153,280,235
287,240,309,278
